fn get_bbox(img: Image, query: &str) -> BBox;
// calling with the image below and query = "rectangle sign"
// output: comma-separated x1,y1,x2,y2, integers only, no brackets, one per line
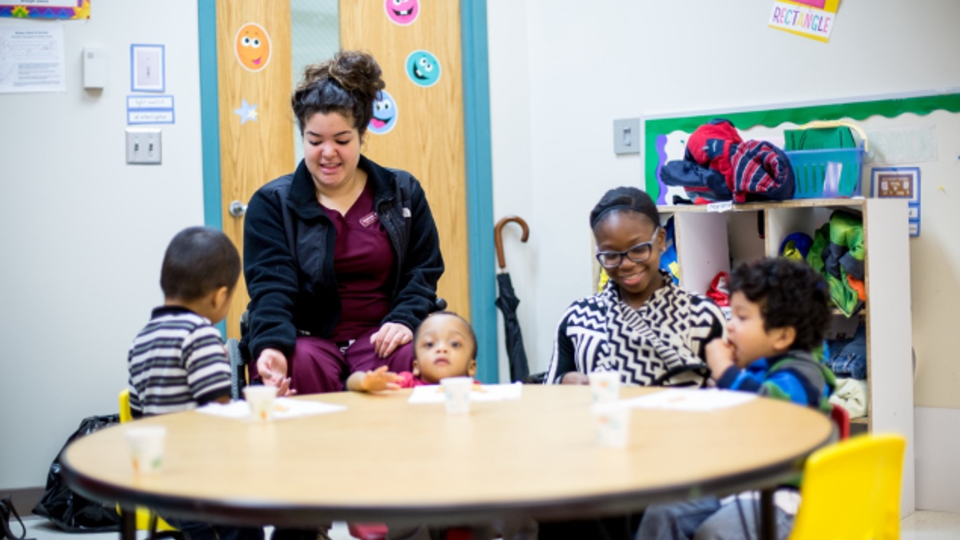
769,1,836,43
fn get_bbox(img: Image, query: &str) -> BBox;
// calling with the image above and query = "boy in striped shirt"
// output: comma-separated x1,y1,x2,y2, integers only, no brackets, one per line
127,227,267,540
127,226,243,417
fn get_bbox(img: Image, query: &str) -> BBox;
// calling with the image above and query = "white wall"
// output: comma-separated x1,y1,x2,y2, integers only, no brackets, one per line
916,407,960,513
0,0,204,489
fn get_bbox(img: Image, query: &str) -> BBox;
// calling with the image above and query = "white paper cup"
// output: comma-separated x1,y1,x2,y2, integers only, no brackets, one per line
243,385,276,421
591,402,630,448
588,371,621,403
126,426,166,474
440,377,473,414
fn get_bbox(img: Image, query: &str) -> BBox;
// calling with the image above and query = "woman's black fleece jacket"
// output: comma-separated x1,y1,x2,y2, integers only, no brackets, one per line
241,155,444,361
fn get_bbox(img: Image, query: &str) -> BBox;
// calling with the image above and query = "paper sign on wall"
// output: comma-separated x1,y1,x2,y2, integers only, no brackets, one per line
768,0,839,43
0,20,65,93
127,95,175,125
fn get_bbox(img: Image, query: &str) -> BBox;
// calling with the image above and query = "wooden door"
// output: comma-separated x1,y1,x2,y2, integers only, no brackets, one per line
215,1,295,339
339,1,471,319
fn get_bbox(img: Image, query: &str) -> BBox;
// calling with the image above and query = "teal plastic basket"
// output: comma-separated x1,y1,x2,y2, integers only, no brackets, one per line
785,144,864,199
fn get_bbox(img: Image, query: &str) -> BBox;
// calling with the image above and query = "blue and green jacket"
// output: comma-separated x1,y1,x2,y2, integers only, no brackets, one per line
716,350,836,413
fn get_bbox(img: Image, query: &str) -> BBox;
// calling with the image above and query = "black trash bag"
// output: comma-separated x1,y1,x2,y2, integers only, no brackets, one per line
32,414,122,532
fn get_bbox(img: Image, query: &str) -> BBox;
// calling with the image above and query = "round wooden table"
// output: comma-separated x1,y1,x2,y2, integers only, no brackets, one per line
62,386,832,537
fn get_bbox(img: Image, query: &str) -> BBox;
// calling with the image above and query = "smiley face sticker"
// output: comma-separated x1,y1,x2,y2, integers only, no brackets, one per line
234,23,272,72
385,0,419,26
405,50,441,88
368,90,398,135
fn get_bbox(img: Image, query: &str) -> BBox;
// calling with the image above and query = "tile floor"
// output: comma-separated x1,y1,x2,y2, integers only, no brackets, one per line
15,511,960,540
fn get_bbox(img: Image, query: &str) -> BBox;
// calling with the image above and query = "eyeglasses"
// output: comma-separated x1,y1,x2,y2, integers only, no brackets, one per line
595,227,660,269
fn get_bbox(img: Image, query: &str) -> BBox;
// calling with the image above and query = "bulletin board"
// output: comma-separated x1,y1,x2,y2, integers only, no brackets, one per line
643,92,960,203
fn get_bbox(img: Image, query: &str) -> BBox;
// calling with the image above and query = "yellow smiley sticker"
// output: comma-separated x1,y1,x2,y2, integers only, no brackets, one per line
234,22,272,72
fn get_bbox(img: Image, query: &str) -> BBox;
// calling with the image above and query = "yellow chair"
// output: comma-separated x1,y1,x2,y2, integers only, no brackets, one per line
789,434,906,540
118,390,179,537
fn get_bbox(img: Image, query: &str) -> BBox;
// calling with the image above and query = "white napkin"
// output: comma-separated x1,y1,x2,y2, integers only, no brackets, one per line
196,398,346,420
620,388,756,411
407,382,523,404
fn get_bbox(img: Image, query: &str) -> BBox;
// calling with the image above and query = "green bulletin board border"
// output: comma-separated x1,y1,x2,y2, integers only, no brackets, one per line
644,93,960,198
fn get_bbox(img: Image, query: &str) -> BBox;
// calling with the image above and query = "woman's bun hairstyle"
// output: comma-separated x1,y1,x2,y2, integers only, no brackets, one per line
292,50,386,136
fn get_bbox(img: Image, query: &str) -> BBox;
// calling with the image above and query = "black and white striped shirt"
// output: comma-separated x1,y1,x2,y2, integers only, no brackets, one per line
128,306,232,416
547,272,726,386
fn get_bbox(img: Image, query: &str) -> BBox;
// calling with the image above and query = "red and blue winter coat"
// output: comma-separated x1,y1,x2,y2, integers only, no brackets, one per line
661,119,796,203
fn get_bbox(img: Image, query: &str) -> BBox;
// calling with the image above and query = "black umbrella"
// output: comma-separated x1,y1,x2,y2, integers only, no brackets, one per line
494,216,531,382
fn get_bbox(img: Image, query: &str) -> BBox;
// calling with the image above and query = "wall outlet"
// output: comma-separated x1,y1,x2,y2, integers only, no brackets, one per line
125,128,162,164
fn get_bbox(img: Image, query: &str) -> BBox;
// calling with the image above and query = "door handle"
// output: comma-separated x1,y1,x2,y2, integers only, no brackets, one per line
229,200,247,218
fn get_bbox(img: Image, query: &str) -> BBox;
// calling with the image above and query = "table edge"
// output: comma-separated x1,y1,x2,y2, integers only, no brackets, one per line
62,427,833,527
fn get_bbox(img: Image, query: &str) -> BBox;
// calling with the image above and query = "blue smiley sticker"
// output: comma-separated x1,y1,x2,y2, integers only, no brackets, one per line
405,50,441,88
368,90,397,135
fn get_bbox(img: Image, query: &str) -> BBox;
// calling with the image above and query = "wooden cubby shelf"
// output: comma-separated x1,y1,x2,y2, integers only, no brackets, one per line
658,198,914,509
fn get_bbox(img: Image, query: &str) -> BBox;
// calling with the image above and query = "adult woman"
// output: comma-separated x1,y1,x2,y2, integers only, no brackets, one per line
546,186,726,387
242,50,443,394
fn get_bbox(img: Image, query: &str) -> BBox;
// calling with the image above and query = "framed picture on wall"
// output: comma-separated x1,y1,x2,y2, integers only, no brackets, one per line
871,167,921,237
871,167,920,203
130,44,165,93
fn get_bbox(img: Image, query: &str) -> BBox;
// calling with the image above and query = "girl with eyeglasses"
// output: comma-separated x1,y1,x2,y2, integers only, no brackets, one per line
544,186,727,388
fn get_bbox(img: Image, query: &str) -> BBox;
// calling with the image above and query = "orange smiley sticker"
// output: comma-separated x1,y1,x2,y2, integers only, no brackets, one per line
234,22,272,72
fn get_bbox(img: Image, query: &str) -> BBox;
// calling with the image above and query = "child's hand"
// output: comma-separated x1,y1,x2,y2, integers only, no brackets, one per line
705,338,735,380
360,366,402,392
274,376,296,397
560,372,590,385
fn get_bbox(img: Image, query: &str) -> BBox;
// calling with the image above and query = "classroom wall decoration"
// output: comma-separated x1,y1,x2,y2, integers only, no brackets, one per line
768,0,839,43
368,90,397,135
405,49,440,87
234,22,271,72
0,0,90,19
384,0,419,26
130,43,165,92
233,98,258,125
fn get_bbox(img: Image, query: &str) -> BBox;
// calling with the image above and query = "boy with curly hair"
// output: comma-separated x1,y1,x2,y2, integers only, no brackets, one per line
636,257,836,540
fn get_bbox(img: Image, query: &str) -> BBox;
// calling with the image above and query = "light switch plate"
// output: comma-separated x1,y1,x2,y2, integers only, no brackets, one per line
613,118,641,155
126,128,162,164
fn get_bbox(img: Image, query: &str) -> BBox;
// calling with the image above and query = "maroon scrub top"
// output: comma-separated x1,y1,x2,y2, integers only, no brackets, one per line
321,183,395,342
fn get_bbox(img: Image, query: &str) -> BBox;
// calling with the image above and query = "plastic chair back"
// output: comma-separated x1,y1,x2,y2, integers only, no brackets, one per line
117,390,179,535
829,403,850,441
119,389,134,424
789,434,905,540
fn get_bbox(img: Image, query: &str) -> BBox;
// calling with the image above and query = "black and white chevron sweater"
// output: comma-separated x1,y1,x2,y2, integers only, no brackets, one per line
546,271,726,386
